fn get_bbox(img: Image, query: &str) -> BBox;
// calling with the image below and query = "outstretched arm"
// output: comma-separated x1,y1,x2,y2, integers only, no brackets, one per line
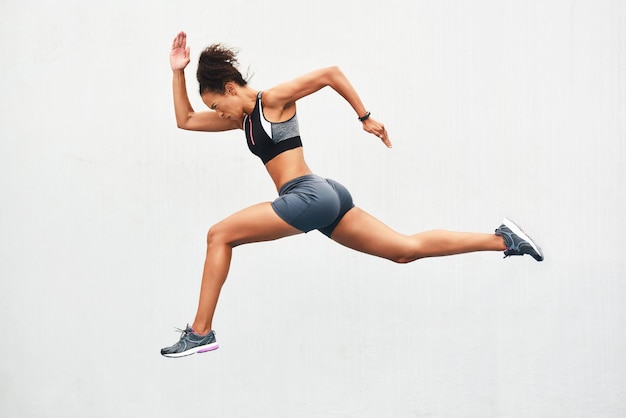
264,66,391,147
170,32,240,132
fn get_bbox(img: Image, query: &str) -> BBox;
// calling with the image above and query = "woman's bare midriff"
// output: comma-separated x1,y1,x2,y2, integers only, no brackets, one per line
264,147,313,191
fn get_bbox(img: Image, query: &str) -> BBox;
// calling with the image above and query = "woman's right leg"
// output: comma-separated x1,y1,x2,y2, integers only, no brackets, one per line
190,202,302,335
330,207,506,263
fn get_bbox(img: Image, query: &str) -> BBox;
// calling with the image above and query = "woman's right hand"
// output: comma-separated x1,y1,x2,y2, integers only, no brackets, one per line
170,31,190,71
363,117,392,148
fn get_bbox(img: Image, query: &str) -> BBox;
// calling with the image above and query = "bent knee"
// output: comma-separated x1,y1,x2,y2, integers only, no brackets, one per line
388,238,426,264
390,253,422,264
206,223,231,246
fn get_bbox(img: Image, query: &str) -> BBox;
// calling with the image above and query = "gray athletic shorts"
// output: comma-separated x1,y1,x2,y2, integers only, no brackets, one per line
271,174,355,237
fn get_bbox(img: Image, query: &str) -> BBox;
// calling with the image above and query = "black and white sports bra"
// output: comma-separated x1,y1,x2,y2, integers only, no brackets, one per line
243,91,303,164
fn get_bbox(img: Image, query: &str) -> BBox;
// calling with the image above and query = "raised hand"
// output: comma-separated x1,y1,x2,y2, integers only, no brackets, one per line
170,31,191,71
362,117,392,148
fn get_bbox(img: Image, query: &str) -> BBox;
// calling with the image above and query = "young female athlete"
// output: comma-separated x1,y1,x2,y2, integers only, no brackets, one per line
161,31,543,357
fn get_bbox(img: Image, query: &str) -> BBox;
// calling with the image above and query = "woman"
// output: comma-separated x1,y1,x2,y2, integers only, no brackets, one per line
161,31,543,358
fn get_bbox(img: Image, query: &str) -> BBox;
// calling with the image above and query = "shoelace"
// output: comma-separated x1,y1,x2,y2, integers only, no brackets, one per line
173,325,215,340
174,325,193,340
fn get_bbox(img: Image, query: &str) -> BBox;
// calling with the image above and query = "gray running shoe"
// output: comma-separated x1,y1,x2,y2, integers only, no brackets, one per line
495,218,544,261
161,325,219,358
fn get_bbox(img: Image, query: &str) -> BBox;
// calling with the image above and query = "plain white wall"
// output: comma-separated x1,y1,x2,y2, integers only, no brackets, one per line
1,0,624,417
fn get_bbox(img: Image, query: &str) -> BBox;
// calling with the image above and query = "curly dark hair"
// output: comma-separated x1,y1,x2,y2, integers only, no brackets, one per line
197,43,247,95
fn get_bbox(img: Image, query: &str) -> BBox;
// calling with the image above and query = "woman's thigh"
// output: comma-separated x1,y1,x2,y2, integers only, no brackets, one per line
211,202,303,247
329,207,413,262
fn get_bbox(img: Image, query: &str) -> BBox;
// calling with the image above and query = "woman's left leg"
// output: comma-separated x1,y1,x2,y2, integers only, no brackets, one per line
330,207,506,263
191,202,302,335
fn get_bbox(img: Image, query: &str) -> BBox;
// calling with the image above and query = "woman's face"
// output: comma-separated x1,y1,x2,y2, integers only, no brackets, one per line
201,87,243,121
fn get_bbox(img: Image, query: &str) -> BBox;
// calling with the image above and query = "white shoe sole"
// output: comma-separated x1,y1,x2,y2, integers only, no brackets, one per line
503,217,544,260
162,342,219,358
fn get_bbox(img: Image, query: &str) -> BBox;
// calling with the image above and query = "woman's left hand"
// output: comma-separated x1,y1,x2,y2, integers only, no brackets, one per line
362,117,392,148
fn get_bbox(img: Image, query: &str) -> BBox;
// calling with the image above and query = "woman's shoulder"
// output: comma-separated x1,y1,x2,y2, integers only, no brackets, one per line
259,88,297,122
